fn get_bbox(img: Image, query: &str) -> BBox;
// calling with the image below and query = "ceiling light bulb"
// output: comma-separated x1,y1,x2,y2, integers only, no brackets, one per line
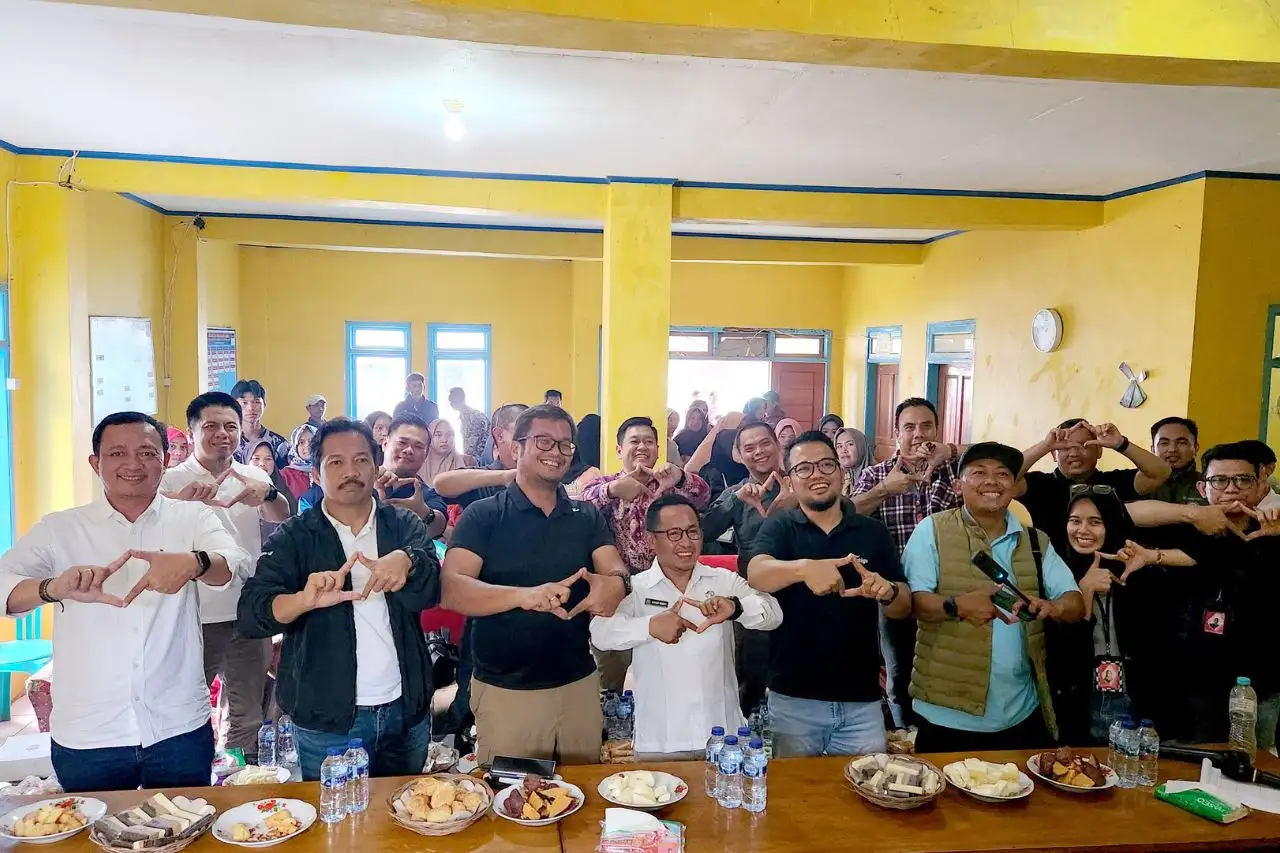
444,112,466,142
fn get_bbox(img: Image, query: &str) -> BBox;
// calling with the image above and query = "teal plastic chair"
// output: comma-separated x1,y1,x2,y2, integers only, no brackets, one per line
0,607,53,722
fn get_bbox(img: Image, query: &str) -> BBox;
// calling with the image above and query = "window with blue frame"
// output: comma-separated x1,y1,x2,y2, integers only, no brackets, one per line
0,286,13,551
346,322,412,419
863,324,902,442
925,319,976,401
428,324,491,438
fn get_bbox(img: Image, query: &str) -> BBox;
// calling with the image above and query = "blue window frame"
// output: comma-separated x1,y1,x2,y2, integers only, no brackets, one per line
428,324,491,424
863,325,902,444
345,321,412,419
925,319,976,401
0,286,12,550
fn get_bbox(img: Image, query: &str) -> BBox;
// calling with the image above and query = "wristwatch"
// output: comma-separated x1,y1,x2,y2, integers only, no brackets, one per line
192,550,212,579
943,595,959,619
878,583,900,606
729,595,744,621
265,486,280,504
1116,436,1131,453
621,573,633,596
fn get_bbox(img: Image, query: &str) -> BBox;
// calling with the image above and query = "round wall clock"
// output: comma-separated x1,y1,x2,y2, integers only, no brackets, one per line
1031,308,1064,353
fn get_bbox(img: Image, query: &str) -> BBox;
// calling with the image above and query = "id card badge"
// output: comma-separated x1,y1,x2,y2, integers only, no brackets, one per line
1203,609,1228,636
1094,656,1125,693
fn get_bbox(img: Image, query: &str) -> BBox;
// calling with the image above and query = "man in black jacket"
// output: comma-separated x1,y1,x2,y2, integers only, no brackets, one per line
238,418,441,779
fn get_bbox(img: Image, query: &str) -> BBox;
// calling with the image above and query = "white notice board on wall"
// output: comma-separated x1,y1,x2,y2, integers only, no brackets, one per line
90,316,158,425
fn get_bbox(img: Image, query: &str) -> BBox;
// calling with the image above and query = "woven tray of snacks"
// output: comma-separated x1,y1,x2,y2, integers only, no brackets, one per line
844,753,945,810
388,773,493,837
88,794,215,853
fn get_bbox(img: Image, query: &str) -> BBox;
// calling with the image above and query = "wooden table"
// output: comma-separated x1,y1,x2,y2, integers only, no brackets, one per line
3,751,1279,852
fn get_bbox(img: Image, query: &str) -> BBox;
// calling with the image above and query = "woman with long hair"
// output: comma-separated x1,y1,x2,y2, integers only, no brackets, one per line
364,410,392,466
421,419,476,487
564,414,602,499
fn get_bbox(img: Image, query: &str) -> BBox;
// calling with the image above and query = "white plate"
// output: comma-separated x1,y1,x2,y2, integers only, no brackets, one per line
491,782,584,826
942,761,1035,803
212,798,316,847
0,797,107,844
597,771,689,811
1026,754,1118,794
224,766,292,786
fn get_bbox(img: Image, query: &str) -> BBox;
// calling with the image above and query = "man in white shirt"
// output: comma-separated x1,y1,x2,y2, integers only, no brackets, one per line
238,418,442,779
162,392,290,763
591,494,782,760
0,412,250,792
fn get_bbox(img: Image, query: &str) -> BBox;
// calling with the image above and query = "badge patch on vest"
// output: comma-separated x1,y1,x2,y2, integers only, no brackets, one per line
644,598,670,608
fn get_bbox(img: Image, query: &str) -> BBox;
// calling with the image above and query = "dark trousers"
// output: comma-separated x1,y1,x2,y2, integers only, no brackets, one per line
52,722,214,793
203,621,272,763
735,623,770,716
915,712,1054,754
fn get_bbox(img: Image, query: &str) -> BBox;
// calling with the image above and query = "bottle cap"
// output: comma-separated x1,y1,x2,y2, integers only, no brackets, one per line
326,746,344,756
623,690,633,697
711,727,725,736
348,738,363,749
738,727,751,736
724,735,739,745
1122,719,1136,729
1237,676,1252,686
749,738,764,749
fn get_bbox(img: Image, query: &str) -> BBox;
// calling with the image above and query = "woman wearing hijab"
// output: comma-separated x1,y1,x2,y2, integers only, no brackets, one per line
165,426,191,467
280,424,316,500
835,427,871,497
246,439,299,534
421,419,476,487
364,410,392,466
564,414,602,499
673,404,711,462
773,417,802,447
818,414,845,441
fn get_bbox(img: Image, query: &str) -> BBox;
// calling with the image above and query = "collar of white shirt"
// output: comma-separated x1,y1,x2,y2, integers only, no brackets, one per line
322,498,378,540
86,490,164,524
633,560,718,593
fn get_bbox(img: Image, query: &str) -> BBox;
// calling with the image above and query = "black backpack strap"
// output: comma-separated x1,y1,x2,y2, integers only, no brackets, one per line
1028,528,1047,596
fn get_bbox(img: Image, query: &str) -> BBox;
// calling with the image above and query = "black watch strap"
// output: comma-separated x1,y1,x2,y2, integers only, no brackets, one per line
265,486,279,504
621,573,633,596
729,595,744,621
943,595,959,619
1116,436,1131,454
192,550,212,579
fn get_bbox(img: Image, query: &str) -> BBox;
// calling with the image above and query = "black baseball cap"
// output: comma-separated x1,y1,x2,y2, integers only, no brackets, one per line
959,442,1024,477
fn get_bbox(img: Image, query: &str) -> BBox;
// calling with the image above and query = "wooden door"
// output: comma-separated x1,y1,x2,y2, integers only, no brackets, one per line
937,363,973,445
873,363,899,462
769,362,825,430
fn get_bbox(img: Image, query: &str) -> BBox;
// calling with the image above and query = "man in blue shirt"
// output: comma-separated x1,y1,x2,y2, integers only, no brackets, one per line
903,442,1084,753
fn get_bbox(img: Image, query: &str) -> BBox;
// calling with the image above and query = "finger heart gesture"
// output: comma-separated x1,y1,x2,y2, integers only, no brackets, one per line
839,555,893,601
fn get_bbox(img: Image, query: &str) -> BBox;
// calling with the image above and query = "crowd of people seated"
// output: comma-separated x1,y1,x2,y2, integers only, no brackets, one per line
2,371,1278,792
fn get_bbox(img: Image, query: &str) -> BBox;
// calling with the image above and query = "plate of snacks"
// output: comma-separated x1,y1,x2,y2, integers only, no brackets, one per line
90,794,216,853
492,777,584,826
389,774,493,837
224,766,291,786
844,753,945,810
1,797,106,844
598,770,687,811
943,758,1035,803
1028,748,1117,793
212,799,315,848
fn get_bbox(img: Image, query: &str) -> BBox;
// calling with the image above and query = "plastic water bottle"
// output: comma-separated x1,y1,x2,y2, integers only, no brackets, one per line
603,692,620,740
619,690,635,739
1229,676,1259,761
737,726,752,742
1107,717,1126,778
1115,720,1139,789
759,702,774,759
257,721,277,768
343,738,370,814
277,716,299,781
319,747,348,824
741,738,768,813
1137,719,1159,789
704,727,725,798
716,735,744,809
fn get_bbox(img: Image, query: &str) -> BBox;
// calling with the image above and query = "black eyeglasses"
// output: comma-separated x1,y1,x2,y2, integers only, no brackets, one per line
1204,474,1258,490
518,435,577,456
650,525,703,543
1068,484,1116,498
788,458,840,479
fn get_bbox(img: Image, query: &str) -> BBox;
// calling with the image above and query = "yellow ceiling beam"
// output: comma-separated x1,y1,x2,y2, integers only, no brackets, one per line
674,186,1102,232
197,215,924,266
47,0,1280,87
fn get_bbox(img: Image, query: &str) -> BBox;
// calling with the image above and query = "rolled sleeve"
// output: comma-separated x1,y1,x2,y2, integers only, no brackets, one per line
191,505,250,591
0,520,56,616
1038,541,1081,600
902,518,941,593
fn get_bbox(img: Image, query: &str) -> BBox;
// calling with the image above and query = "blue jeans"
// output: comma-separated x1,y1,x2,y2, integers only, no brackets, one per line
52,722,214,793
768,692,886,758
295,699,430,781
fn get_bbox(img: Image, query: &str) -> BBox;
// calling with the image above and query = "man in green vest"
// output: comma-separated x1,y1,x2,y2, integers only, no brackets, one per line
903,442,1084,753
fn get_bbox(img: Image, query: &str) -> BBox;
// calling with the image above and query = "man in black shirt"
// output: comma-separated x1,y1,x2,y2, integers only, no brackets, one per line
1015,418,1171,560
374,413,447,538
443,405,628,765
748,431,911,757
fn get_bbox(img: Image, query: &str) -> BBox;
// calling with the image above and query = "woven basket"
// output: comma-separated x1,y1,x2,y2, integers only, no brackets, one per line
88,814,213,853
844,756,946,811
387,774,493,837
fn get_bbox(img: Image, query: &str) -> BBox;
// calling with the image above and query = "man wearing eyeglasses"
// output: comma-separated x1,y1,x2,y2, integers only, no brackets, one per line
591,494,782,760
748,431,911,757
442,405,630,765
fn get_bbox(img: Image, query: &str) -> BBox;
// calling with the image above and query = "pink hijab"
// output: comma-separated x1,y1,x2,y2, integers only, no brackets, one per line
774,418,803,446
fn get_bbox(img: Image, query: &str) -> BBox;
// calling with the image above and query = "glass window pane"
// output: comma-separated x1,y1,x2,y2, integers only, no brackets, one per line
932,332,974,354
774,336,822,356
717,333,768,359
354,355,407,420
353,327,407,350
669,334,711,354
435,330,487,351
1272,312,1280,359
434,359,487,440
870,333,900,356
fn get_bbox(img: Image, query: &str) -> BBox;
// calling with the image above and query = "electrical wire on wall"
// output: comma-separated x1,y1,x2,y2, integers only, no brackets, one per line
3,151,84,287
161,218,196,398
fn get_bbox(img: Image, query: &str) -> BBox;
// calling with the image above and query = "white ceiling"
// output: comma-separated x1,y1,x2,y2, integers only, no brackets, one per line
133,194,953,242
2,0,1280,200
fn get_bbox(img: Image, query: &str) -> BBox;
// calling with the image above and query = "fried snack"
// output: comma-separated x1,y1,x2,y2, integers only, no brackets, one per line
502,778,579,821
425,808,453,823
429,782,457,810
397,776,487,824
1036,747,1107,787
13,802,88,838
230,824,251,842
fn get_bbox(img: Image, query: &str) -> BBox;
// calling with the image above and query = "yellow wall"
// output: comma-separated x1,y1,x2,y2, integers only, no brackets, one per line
202,239,241,330
843,180,1207,465
1188,178,1280,450
0,147,15,282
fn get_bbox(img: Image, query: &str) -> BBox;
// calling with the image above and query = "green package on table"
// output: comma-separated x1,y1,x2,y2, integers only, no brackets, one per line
1155,782,1251,824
